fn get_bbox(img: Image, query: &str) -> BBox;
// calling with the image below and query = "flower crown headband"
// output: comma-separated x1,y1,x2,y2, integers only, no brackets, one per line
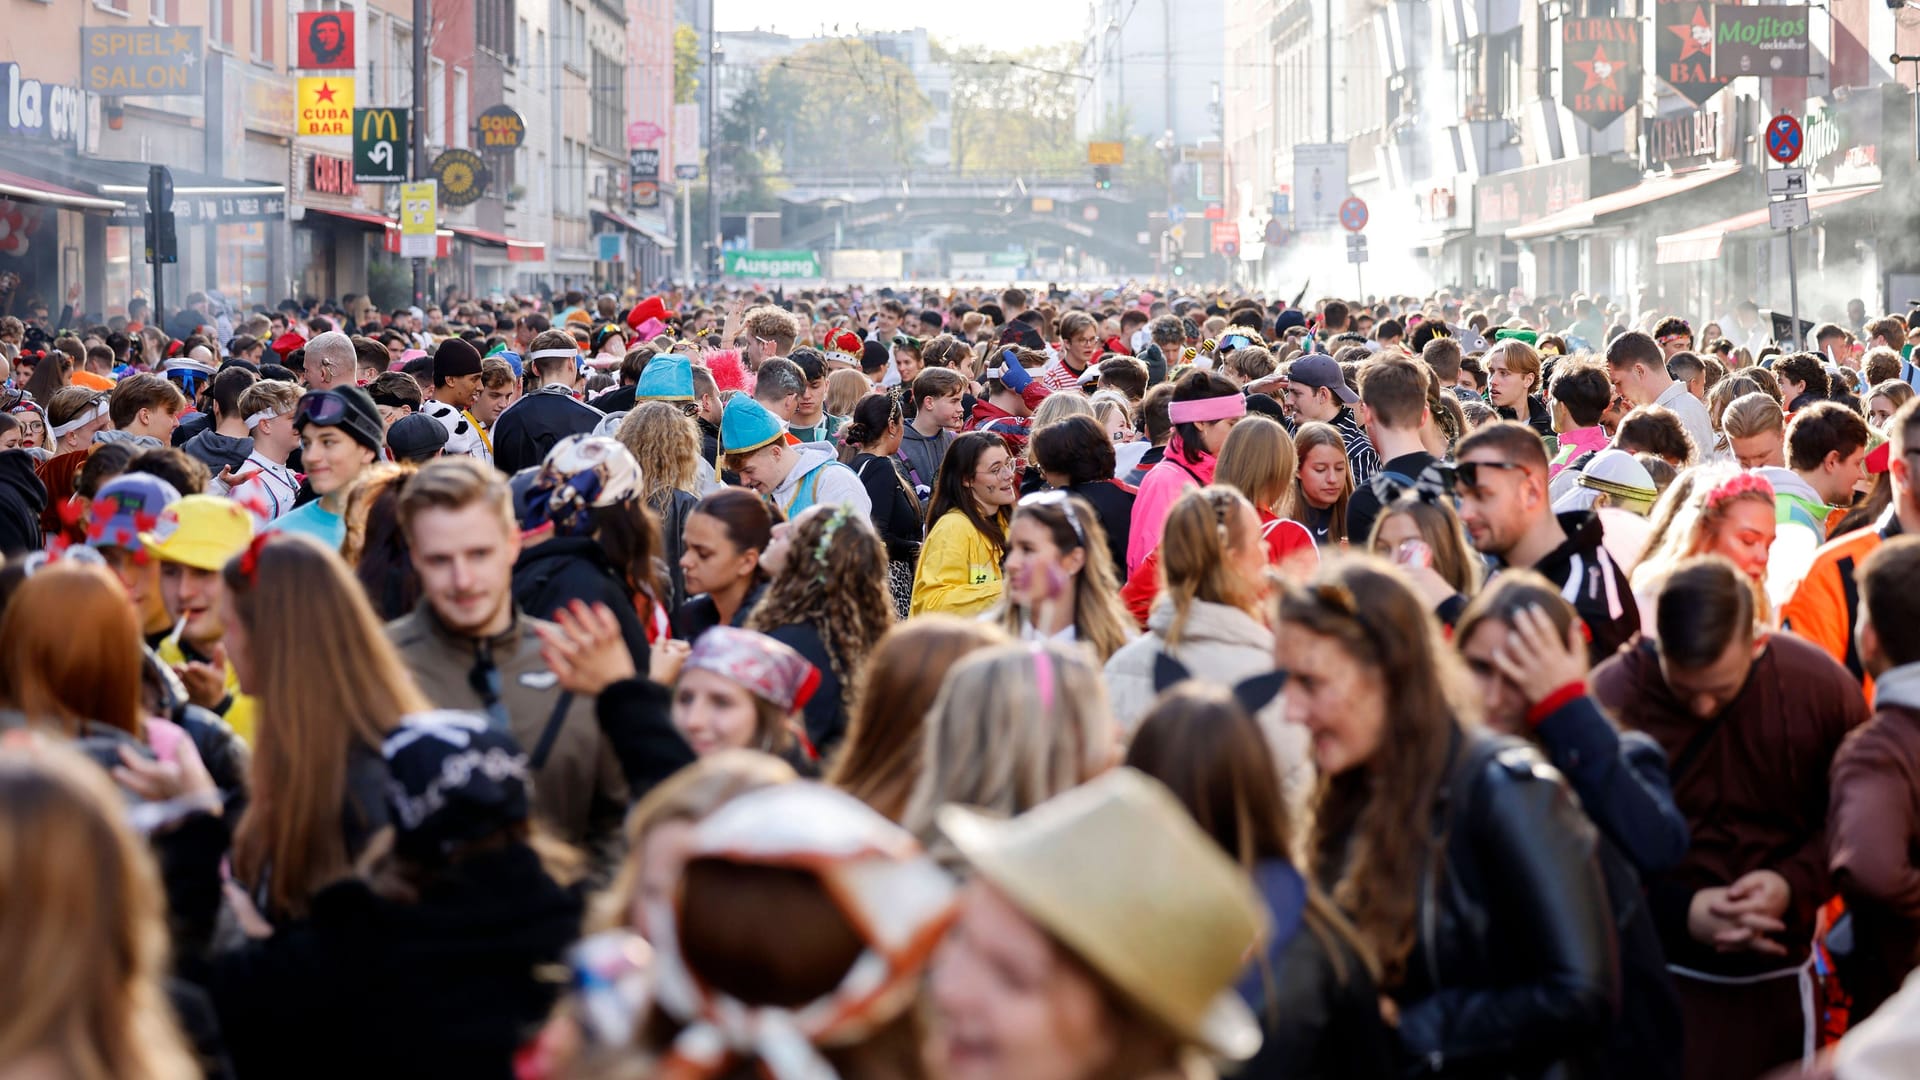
1704,470,1773,511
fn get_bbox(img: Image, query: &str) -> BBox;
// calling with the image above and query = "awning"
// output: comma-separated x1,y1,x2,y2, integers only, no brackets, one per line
1507,163,1744,241
592,208,647,234
449,224,545,261
0,169,125,211
0,148,286,221
302,207,391,229
1655,186,1882,265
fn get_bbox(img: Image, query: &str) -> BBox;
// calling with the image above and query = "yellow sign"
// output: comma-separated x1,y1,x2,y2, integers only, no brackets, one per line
400,181,437,234
1031,197,1055,213
296,76,354,136
1087,141,1125,165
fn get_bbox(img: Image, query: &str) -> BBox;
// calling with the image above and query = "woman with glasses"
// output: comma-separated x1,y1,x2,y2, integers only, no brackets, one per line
910,431,1018,617
1276,560,1617,1078
270,386,386,549
994,489,1133,663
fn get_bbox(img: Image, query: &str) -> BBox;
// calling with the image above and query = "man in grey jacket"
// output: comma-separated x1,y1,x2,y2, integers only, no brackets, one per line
386,456,626,858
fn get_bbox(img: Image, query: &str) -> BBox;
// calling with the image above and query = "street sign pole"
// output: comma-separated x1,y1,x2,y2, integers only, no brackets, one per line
1765,113,1805,348
1787,226,1801,350
411,0,430,306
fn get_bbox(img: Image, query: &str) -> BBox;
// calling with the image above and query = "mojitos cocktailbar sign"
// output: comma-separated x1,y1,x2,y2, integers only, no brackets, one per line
1562,18,1642,129
1713,6,1810,78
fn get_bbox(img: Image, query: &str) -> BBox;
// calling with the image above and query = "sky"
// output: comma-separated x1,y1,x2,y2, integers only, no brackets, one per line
713,0,1088,50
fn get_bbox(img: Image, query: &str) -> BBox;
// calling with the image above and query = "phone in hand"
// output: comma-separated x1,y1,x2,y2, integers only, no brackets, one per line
1394,539,1433,570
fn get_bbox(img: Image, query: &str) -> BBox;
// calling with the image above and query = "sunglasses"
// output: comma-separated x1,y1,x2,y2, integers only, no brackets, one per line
1019,489,1088,549
1442,460,1531,492
294,390,350,427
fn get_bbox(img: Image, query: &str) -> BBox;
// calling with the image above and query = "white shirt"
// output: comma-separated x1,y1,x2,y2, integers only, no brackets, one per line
1654,380,1717,462
228,450,301,525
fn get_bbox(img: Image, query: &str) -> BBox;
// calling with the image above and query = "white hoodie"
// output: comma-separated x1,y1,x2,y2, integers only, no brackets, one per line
768,443,873,518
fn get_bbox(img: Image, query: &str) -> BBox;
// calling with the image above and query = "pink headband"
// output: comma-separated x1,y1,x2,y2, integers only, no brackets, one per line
1167,394,1247,425
1032,645,1055,712
1705,470,1774,511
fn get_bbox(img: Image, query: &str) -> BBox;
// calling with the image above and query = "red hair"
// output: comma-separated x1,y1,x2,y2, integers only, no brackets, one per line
0,562,144,734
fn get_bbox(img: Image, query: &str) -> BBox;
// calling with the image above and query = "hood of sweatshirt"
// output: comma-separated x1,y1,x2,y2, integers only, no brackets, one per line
770,443,841,500
182,429,255,470
93,429,164,450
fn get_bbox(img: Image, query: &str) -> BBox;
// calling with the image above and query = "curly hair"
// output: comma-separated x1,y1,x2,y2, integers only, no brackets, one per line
745,506,895,705
340,463,421,621
616,401,702,503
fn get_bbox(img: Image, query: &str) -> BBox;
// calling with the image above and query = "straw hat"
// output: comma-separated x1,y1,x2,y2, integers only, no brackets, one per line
938,768,1268,1061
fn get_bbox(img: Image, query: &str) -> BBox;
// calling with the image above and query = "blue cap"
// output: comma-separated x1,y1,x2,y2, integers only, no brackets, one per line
85,473,181,551
634,353,694,401
496,350,524,378
721,394,786,456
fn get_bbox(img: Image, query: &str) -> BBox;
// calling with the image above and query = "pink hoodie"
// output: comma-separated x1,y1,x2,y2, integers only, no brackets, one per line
1126,435,1216,575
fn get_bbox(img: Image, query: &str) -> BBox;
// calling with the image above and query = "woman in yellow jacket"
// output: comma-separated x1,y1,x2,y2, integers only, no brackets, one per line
910,431,1018,616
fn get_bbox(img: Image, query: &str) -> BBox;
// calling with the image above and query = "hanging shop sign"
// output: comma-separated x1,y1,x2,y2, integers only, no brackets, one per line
296,76,354,136
629,147,660,208
1713,6,1810,78
352,107,409,183
429,148,489,207
477,105,525,150
1562,18,1642,129
1657,0,1731,106
81,27,203,96
296,11,355,71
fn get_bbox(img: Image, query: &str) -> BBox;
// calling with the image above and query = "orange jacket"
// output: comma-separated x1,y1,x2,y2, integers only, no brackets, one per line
1780,508,1902,694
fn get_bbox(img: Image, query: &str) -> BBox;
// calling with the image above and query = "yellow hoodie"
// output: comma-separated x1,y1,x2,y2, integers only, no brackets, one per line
157,633,257,743
909,510,1005,617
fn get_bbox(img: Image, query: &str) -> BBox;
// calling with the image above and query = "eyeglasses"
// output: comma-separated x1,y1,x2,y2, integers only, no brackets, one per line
977,459,1017,478
294,390,349,427
1444,460,1532,493
1019,489,1087,549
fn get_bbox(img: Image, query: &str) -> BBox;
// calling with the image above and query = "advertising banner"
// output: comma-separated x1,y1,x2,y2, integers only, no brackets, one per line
1657,0,1731,106
1562,18,1642,129
1713,6,1811,77
399,180,437,259
296,11,355,70
1290,143,1348,230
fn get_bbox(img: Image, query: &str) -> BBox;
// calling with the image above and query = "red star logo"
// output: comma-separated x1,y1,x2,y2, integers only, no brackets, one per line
314,81,338,104
1574,46,1622,92
1668,8,1712,61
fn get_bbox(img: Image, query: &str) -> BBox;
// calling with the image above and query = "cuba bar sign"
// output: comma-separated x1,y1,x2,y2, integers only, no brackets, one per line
82,27,203,96
1562,18,1641,129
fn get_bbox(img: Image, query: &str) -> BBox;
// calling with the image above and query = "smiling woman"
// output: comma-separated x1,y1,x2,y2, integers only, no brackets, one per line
911,430,1017,617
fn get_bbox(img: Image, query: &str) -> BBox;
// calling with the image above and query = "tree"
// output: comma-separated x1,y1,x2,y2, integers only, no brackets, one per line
673,24,701,105
758,39,932,170
941,42,1084,176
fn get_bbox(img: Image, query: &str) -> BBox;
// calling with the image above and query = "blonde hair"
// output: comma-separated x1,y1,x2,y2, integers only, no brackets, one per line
900,642,1114,851
237,378,300,422
1158,486,1264,646
1215,415,1296,516
1484,338,1542,396
825,369,869,417
616,402,702,502
1720,391,1784,440
1632,462,1776,605
590,750,796,932
1031,391,1095,431
0,741,199,1080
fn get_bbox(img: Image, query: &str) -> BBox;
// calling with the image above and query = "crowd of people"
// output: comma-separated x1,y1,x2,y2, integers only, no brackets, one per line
2,279,1920,1079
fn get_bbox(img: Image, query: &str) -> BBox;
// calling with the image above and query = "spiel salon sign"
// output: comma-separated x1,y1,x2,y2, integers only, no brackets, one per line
0,64,95,149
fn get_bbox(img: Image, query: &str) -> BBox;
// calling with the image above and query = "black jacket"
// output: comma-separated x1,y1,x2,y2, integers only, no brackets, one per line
199,841,583,1080
763,618,846,756
1522,511,1639,666
491,387,605,475
1391,729,1618,1079
0,448,46,556
1066,477,1136,584
672,580,765,641
1236,861,1393,1080
849,452,922,565
588,383,639,415
512,535,649,669
649,487,699,610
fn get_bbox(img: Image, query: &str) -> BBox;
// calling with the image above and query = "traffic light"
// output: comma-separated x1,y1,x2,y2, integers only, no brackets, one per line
1173,263,1185,277
1093,165,1112,190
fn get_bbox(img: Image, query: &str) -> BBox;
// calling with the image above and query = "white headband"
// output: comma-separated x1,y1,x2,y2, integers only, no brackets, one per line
245,407,288,430
529,348,579,363
49,399,110,440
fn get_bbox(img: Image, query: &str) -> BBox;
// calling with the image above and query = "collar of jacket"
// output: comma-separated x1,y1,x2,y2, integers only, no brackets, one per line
415,595,525,656
1874,662,1920,713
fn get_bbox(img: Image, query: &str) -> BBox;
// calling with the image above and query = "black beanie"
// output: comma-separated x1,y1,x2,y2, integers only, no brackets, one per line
433,337,483,383
298,385,386,455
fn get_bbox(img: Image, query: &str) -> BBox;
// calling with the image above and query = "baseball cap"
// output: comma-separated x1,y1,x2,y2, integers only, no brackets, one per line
387,412,450,463
86,474,181,552
140,494,256,571
1288,354,1358,404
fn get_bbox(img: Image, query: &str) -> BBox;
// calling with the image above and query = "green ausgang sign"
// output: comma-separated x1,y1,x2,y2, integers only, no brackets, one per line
721,250,822,279
1713,5,1809,77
